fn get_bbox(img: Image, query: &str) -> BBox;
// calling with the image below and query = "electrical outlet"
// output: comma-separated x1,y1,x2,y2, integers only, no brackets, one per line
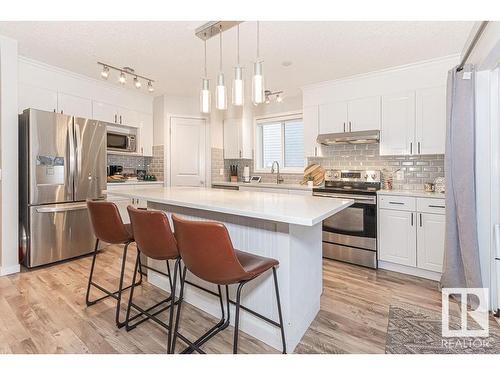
219,168,224,176
395,170,405,181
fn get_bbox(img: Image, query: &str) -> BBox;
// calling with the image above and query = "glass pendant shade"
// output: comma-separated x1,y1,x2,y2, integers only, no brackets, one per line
215,72,227,110
232,67,244,106
252,61,264,105
200,78,211,114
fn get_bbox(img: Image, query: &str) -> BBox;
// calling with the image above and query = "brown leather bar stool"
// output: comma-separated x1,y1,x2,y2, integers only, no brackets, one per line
125,206,211,353
86,200,143,328
171,215,287,354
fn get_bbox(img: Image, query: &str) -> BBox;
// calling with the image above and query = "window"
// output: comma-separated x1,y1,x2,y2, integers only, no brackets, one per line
255,114,304,172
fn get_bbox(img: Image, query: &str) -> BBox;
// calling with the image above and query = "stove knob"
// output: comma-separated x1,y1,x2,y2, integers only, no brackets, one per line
371,173,376,180
364,174,369,179
333,173,339,179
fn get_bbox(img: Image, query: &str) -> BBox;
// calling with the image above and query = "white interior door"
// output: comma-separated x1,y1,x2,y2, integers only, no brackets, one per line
170,117,206,187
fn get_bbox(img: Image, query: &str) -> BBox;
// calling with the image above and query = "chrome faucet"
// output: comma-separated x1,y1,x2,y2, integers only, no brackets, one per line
271,161,284,184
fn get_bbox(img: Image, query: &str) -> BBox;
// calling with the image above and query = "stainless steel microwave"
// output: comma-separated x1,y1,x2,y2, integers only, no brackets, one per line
107,131,137,152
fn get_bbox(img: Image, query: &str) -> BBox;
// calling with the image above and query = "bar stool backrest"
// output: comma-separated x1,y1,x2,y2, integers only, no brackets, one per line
127,206,179,260
87,200,131,244
172,214,248,285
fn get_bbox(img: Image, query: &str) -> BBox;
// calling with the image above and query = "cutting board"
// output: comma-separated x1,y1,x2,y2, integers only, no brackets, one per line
301,164,325,186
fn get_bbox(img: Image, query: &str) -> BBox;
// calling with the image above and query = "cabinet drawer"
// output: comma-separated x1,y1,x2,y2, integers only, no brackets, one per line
417,198,446,214
378,195,416,211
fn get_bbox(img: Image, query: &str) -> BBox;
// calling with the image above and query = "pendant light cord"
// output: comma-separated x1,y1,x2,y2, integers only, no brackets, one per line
237,24,240,66
219,25,223,71
203,33,207,78
257,21,260,59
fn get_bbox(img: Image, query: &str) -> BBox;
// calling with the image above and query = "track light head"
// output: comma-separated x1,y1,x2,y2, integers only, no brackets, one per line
101,65,109,79
119,71,126,85
147,81,154,92
134,76,142,89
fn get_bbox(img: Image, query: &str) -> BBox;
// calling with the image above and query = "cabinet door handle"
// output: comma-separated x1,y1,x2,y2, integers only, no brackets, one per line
418,142,421,154
349,121,352,132
53,108,56,113
343,122,346,132
419,213,422,227
314,146,317,157
411,213,414,226
239,150,242,158
114,114,117,123
410,142,413,154
388,201,404,205
428,204,445,209
120,115,122,124
60,110,63,114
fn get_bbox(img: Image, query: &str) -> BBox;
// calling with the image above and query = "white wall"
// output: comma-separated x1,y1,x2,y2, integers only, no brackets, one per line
0,35,19,276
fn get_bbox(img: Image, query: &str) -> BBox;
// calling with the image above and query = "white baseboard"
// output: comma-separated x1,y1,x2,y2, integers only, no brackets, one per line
378,261,441,281
0,264,20,276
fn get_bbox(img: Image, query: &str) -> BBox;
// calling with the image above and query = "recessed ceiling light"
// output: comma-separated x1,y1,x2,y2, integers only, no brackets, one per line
281,61,292,67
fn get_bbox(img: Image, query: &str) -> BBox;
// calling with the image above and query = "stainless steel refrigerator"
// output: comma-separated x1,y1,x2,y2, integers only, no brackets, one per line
19,109,106,268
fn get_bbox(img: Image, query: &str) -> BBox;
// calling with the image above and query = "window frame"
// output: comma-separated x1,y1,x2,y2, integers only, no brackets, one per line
253,111,304,174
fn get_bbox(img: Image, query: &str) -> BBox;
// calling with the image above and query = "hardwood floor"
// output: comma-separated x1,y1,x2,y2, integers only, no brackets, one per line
0,244,444,354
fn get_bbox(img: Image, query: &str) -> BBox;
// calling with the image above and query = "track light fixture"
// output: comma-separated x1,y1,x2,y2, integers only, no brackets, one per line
97,62,155,93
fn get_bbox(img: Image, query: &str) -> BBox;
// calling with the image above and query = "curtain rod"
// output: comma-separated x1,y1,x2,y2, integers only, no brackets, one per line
457,21,489,72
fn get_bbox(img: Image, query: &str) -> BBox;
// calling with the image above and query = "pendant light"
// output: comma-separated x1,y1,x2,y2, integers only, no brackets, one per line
215,25,227,110
252,21,265,105
232,25,244,106
200,34,211,114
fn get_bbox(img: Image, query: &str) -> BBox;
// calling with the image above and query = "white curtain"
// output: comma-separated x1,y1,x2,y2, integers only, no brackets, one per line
441,64,483,292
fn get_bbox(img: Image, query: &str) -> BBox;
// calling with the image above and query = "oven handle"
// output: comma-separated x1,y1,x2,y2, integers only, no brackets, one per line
313,193,376,204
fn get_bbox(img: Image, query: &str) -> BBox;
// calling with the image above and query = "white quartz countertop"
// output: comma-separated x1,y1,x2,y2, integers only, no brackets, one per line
107,180,164,187
111,187,353,226
377,189,445,199
211,181,312,191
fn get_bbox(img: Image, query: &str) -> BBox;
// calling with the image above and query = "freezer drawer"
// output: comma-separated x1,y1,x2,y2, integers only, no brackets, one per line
26,202,97,267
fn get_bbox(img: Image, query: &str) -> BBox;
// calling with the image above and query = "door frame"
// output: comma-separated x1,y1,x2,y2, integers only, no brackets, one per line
165,113,210,188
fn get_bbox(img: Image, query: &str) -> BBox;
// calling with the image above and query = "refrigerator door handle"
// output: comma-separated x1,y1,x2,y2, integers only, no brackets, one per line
74,121,82,183
36,202,88,213
68,117,76,196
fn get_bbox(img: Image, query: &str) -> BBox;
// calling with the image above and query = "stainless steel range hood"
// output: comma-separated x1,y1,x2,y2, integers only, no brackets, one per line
317,130,380,145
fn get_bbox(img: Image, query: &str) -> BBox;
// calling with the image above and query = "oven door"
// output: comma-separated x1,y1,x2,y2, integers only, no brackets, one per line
320,197,377,250
107,132,129,151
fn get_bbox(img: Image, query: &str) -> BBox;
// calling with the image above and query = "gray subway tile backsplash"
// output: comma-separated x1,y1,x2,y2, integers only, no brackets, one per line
211,143,444,191
107,144,165,181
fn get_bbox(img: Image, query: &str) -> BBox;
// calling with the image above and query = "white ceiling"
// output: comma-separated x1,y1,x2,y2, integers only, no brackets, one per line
0,21,473,98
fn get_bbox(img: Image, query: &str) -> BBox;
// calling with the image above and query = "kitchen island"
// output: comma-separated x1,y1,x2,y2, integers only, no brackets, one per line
109,187,353,352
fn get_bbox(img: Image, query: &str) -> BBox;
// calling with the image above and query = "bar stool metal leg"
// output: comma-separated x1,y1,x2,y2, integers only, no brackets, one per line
85,239,100,306
166,258,180,354
115,241,131,328
232,280,249,354
272,267,287,354
124,252,140,332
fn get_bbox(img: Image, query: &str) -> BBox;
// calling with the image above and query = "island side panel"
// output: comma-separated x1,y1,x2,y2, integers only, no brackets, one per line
145,202,323,352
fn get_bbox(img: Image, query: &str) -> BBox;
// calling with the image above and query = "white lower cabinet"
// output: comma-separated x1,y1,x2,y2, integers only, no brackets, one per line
379,209,417,266
378,195,445,277
416,212,445,272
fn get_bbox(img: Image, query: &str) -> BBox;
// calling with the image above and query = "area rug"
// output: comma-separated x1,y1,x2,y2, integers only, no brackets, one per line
385,303,499,354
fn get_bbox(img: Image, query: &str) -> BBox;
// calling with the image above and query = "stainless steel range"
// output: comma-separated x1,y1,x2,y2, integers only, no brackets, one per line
313,169,381,269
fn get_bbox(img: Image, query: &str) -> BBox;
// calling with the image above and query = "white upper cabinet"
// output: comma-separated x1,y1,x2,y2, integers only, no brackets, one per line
416,212,445,272
223,119,241,159
303,105,321,158
223,118,253,159
319,101,347,134
118,107,140,127
318,96,380,134
415,86,446,155
347,96,381,131
18,83,58,114
138,112,153,157
380,91,415,156
57,92,92,119
92,101,118,123
378,208,417,267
